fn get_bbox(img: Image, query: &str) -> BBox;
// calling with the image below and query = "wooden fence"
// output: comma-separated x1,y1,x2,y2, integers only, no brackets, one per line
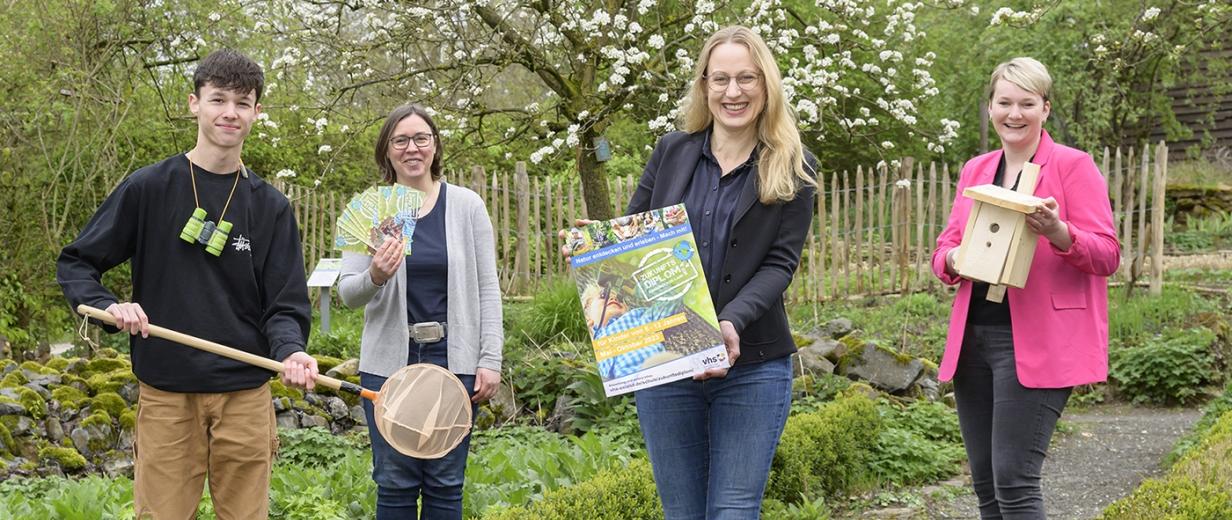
274,142,1169,301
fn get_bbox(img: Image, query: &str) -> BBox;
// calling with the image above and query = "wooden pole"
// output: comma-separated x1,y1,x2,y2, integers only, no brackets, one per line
1150,142,1167,296
514,163,530,294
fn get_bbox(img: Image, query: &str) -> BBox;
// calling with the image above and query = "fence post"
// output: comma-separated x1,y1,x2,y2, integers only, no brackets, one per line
855,166,865,293
1150,142,1168,296
514,163,530,295
1137,144,1150,281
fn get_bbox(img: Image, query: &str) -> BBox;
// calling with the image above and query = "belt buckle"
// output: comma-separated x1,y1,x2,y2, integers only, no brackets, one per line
410,321,445,344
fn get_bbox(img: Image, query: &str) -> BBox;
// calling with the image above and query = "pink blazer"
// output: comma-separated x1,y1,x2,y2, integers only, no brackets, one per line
931,130,1120,388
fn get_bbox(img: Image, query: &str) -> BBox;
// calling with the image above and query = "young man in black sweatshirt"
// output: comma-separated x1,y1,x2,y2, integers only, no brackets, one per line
56,49,318,519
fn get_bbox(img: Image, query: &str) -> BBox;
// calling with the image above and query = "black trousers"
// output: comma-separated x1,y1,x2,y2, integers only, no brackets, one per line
954,324,1072,520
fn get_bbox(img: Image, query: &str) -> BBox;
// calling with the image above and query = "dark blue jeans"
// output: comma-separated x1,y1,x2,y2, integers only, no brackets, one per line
361,340,476,520
954,324,1071,520
634,355,793,520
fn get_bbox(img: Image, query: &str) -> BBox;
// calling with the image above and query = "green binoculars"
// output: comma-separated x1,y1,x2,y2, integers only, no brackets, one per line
179,207,233,256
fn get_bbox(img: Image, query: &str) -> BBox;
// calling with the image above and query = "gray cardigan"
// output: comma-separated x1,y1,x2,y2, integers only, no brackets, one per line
338,184,503,377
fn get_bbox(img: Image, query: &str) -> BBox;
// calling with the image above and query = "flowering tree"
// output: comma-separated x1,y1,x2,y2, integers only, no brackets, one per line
918,0,1232,156
261,0,739,219
745,0,961,169
262,0,970,217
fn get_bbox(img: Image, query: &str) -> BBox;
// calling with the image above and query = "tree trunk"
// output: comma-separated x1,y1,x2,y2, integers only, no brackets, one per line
577,124,613,220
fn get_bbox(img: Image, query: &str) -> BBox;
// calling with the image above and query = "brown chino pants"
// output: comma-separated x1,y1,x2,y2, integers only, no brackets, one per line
133,382,278,519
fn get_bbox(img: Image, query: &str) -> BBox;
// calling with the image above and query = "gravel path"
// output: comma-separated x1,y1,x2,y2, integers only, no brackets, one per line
923,403,1202,519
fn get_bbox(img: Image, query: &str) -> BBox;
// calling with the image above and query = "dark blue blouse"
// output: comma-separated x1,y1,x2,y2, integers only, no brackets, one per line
681,132,755,298
405,183,449,365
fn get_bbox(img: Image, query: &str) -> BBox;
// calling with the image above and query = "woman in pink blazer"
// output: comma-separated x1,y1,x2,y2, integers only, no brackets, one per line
931,57,1119,519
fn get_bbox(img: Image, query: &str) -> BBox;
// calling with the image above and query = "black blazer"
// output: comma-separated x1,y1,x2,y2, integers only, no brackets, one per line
626,130,816,365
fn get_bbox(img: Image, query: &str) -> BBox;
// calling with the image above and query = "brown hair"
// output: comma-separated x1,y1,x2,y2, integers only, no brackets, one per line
374,104,443,183
193,49,264,102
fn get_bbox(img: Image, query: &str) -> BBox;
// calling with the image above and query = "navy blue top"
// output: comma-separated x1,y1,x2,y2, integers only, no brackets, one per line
405,183,449,365
681,132,755,297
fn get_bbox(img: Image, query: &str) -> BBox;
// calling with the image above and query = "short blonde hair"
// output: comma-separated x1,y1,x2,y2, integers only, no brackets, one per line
680,26,816,204
987,57,1052,101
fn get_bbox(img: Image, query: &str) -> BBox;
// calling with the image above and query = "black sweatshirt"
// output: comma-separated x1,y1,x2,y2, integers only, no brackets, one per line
57,154,311,392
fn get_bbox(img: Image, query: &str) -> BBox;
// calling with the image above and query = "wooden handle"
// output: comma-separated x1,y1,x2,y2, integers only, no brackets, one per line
76,304,378,401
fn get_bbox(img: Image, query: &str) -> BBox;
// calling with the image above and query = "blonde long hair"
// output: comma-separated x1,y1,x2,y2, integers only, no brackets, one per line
680,26,816,203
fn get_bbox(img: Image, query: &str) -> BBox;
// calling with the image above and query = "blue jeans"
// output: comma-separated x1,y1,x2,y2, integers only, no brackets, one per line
361,366,476,520
634,355,793,520
954,324,1071,520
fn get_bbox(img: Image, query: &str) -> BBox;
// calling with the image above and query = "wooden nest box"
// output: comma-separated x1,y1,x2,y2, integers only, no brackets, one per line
954,163,1045,301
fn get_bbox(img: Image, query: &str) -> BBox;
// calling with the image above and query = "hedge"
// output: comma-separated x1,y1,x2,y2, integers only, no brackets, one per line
482,458,661,520
1099,409,1232,519
482,392,885,518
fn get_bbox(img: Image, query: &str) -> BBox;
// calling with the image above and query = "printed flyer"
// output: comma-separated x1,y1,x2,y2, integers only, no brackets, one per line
567,203,729,397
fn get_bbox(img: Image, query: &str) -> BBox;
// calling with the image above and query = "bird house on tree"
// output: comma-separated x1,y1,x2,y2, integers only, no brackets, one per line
954,163,1045,302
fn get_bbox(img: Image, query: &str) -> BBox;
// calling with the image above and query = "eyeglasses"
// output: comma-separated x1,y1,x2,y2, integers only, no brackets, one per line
390,133,435,150
704,72,762,92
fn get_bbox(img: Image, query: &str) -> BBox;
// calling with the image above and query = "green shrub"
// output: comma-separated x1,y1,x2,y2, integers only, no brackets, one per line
1110,328,1217,405
276,427,368,469
870,427,965,486
1168,381,1232,464
1102,410,1232,519
481,458,660,520
762,495,832,520
0,475,135,520
1099,479,1232,519
1108,287,1216,346
506,356,588,419
767,392,882,501
509,278,590,348
466,426,642,515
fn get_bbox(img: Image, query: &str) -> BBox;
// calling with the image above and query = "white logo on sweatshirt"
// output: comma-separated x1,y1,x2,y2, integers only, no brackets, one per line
232,234,251,253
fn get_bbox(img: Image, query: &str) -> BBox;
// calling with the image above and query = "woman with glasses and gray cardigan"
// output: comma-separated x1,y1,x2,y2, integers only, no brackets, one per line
338,103,503,520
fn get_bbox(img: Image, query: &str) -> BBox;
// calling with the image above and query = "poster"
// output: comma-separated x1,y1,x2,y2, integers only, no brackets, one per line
568,204,729,397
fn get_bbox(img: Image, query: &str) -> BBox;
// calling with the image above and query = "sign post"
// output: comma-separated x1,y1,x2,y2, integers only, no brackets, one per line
307,258,343,334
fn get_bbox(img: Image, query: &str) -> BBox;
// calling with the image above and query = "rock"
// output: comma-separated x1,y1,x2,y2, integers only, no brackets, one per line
301,414,330,429
0,388,17,400
842,343,923,394
0,401,27,416
117,428,134,451
276,411,300,429
350,405,367,425
8,416,38,436
118,382,139,405
546,395,576,436
64,358,88,375
45,417,64,444
325,397,350,420
102,455,134,478
823,318,855,339
273,397,290,413
27,374,61,388
325,358,359,378
69,421,114,458
796,340,840,374
912,374,941,401
303,392,325,407
23,383,52,400
487,382,519,423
